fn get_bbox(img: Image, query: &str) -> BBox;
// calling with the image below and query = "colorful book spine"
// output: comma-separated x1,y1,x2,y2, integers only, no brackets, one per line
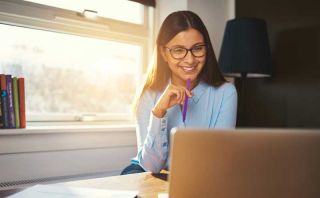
18,78,26,128
0,74,9,128
0,78,3,129
13,77,20,128
6,75,16,128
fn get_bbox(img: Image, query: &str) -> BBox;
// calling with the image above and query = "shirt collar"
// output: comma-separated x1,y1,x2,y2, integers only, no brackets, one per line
191,81,207,103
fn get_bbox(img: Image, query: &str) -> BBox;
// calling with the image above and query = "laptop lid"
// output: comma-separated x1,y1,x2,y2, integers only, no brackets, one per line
168,128,320,198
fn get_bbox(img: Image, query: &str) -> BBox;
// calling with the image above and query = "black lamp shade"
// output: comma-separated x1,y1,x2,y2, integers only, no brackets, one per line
219,18,272,78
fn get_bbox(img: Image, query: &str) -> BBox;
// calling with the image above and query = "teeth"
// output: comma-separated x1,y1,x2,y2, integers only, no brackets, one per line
181,67,195,72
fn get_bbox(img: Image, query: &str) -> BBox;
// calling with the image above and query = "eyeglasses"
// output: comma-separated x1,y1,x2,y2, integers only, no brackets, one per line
165,44,206,59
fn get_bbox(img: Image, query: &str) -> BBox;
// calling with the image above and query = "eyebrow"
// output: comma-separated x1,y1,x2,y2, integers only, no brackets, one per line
169,42,205,49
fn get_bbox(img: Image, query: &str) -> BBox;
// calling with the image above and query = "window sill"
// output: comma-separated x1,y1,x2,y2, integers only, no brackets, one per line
0,123,137,154
0,122,136,135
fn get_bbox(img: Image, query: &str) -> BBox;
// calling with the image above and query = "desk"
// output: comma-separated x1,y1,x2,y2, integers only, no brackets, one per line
1,171,169,198
64,171,168,198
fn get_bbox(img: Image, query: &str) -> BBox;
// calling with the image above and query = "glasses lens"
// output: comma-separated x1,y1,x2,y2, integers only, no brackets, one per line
191,45,206,57
170,47,187,59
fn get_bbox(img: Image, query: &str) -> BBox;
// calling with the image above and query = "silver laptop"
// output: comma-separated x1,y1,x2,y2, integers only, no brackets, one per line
168,128,320,198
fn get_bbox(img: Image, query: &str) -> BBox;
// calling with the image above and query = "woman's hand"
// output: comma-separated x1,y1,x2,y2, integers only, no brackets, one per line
152,84,193,118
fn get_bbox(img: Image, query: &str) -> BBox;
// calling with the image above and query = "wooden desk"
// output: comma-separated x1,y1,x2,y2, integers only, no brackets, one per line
65,171,168,197
63,171,168,198
1,171,169,198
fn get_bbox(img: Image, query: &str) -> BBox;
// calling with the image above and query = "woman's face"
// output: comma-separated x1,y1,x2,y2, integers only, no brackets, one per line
161,28,206,86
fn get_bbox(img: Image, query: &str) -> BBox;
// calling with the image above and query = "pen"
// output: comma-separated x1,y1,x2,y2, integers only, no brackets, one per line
182,79,191,123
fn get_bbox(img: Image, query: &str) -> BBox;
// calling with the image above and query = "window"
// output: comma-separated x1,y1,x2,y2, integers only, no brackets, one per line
24,0,144,24
0,0,153,123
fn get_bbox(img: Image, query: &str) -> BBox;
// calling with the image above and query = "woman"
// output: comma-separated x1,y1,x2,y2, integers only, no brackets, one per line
121,10,237,174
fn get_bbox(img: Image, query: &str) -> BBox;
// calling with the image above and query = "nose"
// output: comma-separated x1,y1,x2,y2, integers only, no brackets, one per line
183,50,195,64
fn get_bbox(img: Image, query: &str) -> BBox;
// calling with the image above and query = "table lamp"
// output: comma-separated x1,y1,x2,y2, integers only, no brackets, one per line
218,18,273,126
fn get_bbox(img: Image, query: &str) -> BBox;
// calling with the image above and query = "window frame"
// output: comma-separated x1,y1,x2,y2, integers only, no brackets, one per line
0,0,153,123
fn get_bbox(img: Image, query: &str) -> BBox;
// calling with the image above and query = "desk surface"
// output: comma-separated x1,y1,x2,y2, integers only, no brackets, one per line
1,171,169,198
64,171,169,198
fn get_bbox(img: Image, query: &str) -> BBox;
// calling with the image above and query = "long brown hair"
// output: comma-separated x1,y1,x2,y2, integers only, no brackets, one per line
134,11,226,112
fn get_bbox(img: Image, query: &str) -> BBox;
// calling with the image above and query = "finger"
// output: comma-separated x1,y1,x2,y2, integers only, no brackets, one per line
177,87,186,102
171,89,181,101
180,89,190,106
180,90,186,105
181,87,193,98
187,90,193,97
175,88,182,104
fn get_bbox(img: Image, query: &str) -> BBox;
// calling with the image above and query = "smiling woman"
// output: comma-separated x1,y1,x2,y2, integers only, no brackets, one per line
0,0,152,123
121,10,237,174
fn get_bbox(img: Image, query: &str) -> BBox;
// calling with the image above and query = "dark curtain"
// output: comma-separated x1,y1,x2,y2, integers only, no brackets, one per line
129,0,156,7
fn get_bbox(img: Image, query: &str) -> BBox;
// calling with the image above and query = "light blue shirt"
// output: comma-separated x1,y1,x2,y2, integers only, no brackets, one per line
132,81,237,173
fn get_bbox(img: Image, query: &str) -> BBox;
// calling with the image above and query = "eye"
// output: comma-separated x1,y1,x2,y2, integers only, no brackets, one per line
192,45,205,52
171,47,186,54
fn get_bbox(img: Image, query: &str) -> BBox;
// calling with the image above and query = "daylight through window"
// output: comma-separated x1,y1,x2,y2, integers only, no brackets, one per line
0,24,142,120
0,0,151,122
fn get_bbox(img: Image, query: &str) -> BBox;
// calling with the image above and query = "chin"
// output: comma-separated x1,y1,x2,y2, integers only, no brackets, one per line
181,74,197,82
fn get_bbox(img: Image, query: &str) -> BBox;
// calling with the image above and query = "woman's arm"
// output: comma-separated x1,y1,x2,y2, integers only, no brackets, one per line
135,91,169,173
136,84,192,173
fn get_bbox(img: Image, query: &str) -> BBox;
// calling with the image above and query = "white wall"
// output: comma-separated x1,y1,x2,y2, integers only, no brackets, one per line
154,0,188,38
188,0,235,57
0,127,137,189
155,0,235,57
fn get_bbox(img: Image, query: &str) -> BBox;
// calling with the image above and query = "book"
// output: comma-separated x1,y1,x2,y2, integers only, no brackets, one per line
13,77,20,128
0,78,2,128
18,77,26,128
6,75,16,128
0,74,9,128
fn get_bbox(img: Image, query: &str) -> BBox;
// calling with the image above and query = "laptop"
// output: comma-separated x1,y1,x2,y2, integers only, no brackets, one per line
168,128,320,198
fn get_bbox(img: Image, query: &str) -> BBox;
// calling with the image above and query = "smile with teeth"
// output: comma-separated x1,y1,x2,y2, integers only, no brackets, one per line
181,66,196,72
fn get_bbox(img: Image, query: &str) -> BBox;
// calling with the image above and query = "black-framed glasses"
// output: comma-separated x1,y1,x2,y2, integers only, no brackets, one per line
165,44,206,59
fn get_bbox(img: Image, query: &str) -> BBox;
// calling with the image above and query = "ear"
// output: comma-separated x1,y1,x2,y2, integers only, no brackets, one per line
160,46,168,62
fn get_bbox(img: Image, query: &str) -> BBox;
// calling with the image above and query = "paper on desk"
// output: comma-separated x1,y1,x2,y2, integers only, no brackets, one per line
158,193,168,198
9,184,138,198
